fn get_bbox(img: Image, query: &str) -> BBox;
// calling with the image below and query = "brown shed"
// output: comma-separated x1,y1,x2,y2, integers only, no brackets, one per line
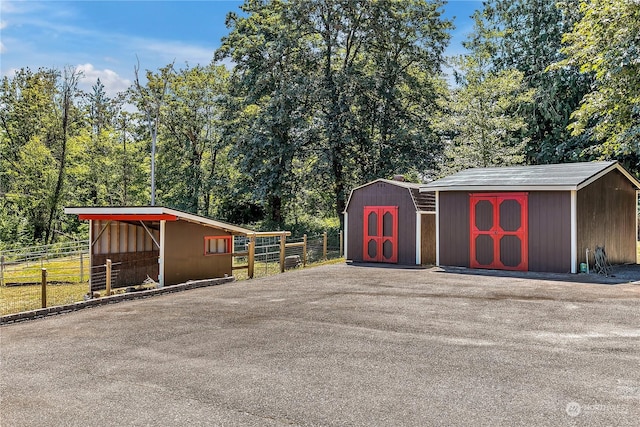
421,161,640,273
344,178,436,265
65,207,254,287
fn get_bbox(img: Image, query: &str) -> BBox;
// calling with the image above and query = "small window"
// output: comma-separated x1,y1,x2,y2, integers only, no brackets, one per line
204,236,232,255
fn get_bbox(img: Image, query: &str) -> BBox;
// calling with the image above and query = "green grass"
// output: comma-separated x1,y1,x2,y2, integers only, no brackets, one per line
1,255,88,316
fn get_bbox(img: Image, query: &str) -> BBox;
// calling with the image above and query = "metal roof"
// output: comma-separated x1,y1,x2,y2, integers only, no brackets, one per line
420,161,640,192
344,179,435,212
64,206,256,235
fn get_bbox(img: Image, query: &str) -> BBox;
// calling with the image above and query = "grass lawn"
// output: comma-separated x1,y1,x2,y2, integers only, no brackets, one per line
1,256,88,316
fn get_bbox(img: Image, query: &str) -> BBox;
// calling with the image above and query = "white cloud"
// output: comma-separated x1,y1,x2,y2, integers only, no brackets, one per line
1,20,7,30
0,42,5,54
75,64,132,97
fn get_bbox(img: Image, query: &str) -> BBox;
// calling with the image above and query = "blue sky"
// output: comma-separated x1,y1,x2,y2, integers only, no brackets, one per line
0,0,481,96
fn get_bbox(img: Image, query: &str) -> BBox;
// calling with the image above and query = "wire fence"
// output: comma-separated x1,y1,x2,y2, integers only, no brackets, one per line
232,230,343,280
0,242,91,316
1,230,344,316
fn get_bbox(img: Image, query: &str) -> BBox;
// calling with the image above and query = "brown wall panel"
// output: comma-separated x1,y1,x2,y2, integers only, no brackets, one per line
346,182,418,264
439,192,470,267
421,213,436,265
527,192,572,273
164,221,232,285
577,170,637,264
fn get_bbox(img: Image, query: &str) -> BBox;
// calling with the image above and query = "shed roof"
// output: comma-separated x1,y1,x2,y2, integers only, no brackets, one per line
345,179,435,212
420,161,640,192
64,206,255,236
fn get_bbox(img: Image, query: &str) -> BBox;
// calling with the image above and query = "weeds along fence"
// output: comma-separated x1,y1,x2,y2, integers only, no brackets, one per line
1,231,344,316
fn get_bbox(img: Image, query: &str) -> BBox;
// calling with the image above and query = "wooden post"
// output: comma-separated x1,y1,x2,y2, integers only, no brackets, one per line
279,232,286,273
0,255,4,287
323,231,328,259
41,268,47,308
105,259,112,296
339,230,343,258
79,251,84,283
303,234,307,267
248,237,255,279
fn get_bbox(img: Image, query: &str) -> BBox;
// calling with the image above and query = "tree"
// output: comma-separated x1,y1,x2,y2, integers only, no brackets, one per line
218,0,452,225
555,0,640,173
474,0,593,164
307,0,451,217
132,60,174,205
440,57,534,171
159,64,231,215
0,67,83,243
217,0,317,225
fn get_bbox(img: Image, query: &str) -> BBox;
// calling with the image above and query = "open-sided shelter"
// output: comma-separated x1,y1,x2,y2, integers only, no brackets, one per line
421,161,640,273
344,178,436,265
65,206,255,287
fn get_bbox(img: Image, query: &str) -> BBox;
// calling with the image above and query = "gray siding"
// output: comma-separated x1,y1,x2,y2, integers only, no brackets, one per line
528,192,572,273
439,192,470,267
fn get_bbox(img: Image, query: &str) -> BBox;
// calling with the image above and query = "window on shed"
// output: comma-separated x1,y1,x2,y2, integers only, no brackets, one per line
204,236,232,255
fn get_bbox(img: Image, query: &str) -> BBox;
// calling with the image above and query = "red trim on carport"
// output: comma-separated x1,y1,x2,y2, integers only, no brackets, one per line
78,214,178,221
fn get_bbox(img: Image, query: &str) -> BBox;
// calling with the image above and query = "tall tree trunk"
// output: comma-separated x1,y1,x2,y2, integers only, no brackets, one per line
45,68,79,244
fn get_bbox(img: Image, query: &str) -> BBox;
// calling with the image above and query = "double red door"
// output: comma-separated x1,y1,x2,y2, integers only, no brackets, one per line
470,193,528,271
363,206,398,263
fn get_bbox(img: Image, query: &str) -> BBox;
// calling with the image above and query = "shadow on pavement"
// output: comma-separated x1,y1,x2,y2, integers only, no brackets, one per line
434,264,640,285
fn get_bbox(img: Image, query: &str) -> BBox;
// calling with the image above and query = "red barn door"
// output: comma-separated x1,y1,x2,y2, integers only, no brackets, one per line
363,206,398,263
470,193,528,271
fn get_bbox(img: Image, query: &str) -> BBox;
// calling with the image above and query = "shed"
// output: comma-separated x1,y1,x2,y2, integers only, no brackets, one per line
65,206,255,287
421,161,640,273
344,178,436,265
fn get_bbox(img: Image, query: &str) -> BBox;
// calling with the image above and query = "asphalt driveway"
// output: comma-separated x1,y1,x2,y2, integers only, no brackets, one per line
1,264,639,426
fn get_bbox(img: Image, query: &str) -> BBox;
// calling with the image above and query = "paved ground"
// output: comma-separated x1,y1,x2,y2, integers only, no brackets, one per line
1,263,639,426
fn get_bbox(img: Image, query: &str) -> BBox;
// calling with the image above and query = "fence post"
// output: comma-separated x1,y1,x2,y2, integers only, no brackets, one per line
80,251,84,283
303,234,307,267
339,230,343,258
323,231,328,259
41,268,47,308
279,232,286,273
106,259,112,296
0,255,4,287
248,237,255,279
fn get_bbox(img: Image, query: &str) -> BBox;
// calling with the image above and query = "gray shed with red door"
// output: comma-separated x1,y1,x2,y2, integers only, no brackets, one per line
344,178,436,265
421,161,640,273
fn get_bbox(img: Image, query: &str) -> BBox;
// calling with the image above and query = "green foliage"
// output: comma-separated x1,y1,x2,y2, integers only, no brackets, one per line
555,0,640,172
473,0,594,165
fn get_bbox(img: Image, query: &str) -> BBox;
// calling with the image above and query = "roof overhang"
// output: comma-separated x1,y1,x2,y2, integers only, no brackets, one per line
420,162,640,192
64,206,255,236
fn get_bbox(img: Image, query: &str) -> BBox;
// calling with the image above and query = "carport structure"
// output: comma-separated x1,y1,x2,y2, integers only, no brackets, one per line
65,206,256,287
421,161,640,273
